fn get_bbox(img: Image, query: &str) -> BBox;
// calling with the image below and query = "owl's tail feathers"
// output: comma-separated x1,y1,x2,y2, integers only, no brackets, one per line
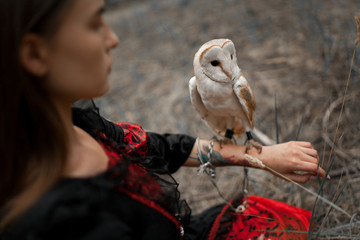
252,127,276,146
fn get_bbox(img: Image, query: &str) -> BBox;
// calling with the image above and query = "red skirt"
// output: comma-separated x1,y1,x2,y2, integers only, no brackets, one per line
208,195,311,240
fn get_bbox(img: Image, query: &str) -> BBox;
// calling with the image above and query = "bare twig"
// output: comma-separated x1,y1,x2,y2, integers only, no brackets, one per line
322,132,353,162
325,45,357,171
275,94,279,144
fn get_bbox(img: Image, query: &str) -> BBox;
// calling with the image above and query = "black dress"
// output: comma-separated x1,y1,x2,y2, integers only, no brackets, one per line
0,108,223,240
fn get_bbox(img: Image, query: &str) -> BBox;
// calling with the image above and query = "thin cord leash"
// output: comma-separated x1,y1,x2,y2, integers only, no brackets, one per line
196,138,246,213
196,138,216,177
196,138,286,228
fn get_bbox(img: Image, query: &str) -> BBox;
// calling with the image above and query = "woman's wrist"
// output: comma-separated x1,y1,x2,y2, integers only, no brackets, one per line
188,138,263,168
245,146,268,168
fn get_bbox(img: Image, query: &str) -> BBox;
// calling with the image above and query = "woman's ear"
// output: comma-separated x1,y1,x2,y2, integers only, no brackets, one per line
19,34,49,77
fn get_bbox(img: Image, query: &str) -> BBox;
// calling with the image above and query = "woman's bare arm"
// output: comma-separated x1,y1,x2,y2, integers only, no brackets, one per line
183,139,326,184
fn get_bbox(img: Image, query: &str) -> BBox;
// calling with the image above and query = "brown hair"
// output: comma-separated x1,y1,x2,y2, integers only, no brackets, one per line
0,0,74,230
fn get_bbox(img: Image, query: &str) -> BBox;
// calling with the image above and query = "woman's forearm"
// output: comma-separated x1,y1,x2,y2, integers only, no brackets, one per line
184,139,326,183
185,139,254,167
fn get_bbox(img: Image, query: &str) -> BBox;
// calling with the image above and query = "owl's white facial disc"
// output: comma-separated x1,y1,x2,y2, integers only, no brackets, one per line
199,41,239,83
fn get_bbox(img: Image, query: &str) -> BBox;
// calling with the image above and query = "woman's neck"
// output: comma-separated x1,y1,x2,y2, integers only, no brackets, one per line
53,99,78,145
53,98,109,178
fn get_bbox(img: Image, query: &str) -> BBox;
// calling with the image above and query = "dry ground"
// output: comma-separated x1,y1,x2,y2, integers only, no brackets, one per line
98,0,360,237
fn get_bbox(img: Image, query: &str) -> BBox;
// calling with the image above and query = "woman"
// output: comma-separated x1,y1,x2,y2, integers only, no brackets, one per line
0,0,326,239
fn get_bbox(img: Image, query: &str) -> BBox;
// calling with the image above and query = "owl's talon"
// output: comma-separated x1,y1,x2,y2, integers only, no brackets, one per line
211,136,232,149
222,138,233,146
245,139,263,154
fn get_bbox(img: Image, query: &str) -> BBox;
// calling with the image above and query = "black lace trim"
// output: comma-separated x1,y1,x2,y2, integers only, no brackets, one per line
94,130,191,227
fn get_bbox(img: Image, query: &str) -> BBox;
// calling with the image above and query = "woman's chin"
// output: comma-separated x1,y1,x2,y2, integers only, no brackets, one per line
80,82,111,100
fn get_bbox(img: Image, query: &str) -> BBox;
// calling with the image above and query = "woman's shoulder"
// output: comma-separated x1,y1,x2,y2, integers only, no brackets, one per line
72,107,149,156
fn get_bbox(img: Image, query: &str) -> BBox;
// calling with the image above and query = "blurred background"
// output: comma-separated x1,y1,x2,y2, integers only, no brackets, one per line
97,0,359,236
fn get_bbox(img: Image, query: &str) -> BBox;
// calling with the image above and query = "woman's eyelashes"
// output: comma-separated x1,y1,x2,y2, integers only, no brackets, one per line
90,16,104,30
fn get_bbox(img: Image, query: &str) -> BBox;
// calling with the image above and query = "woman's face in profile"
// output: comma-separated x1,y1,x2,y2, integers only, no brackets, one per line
43,0,118,101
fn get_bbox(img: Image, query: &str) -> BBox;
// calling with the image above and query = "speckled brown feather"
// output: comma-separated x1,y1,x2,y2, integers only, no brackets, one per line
240,86,256,127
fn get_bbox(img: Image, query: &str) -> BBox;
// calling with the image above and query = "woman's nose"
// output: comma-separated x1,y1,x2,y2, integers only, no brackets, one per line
105,24,119,51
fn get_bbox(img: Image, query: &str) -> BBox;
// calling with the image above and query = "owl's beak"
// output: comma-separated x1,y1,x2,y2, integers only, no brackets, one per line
232,66,241,81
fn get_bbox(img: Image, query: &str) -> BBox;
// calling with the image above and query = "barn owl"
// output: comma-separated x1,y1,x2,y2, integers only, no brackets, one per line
189,39,262,153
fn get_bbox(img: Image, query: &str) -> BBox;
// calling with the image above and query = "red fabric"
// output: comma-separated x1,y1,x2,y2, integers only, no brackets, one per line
102,122,148,168
210,196,311,240
97,123,163,201
208,199,234,240
96,123,183,237
115,122,148,156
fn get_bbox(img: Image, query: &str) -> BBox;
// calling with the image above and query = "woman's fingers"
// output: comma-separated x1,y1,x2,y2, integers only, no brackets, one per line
261,141,327,181
289,161,326,177
295,141,314,148
291,141,319,159
293,147,326,177
295,150,319,165
283,173,313,184
300,147,319,160
282,171,330,183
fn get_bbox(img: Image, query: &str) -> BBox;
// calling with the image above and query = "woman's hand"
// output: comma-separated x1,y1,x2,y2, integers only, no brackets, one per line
253,141,327,183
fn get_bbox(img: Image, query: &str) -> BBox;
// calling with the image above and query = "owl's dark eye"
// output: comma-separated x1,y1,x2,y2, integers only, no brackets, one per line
211,60,219,66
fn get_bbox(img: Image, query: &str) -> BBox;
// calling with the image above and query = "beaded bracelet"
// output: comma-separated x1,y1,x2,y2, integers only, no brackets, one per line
196,137,216,178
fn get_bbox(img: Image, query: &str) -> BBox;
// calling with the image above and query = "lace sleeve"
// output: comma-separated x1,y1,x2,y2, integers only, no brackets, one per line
144,133,196,173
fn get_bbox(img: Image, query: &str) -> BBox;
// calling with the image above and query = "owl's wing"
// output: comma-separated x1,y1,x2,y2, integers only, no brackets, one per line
233,74,256,128
189,76,228,136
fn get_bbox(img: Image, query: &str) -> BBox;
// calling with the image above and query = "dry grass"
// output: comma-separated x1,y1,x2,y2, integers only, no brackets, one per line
101,0,360,238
